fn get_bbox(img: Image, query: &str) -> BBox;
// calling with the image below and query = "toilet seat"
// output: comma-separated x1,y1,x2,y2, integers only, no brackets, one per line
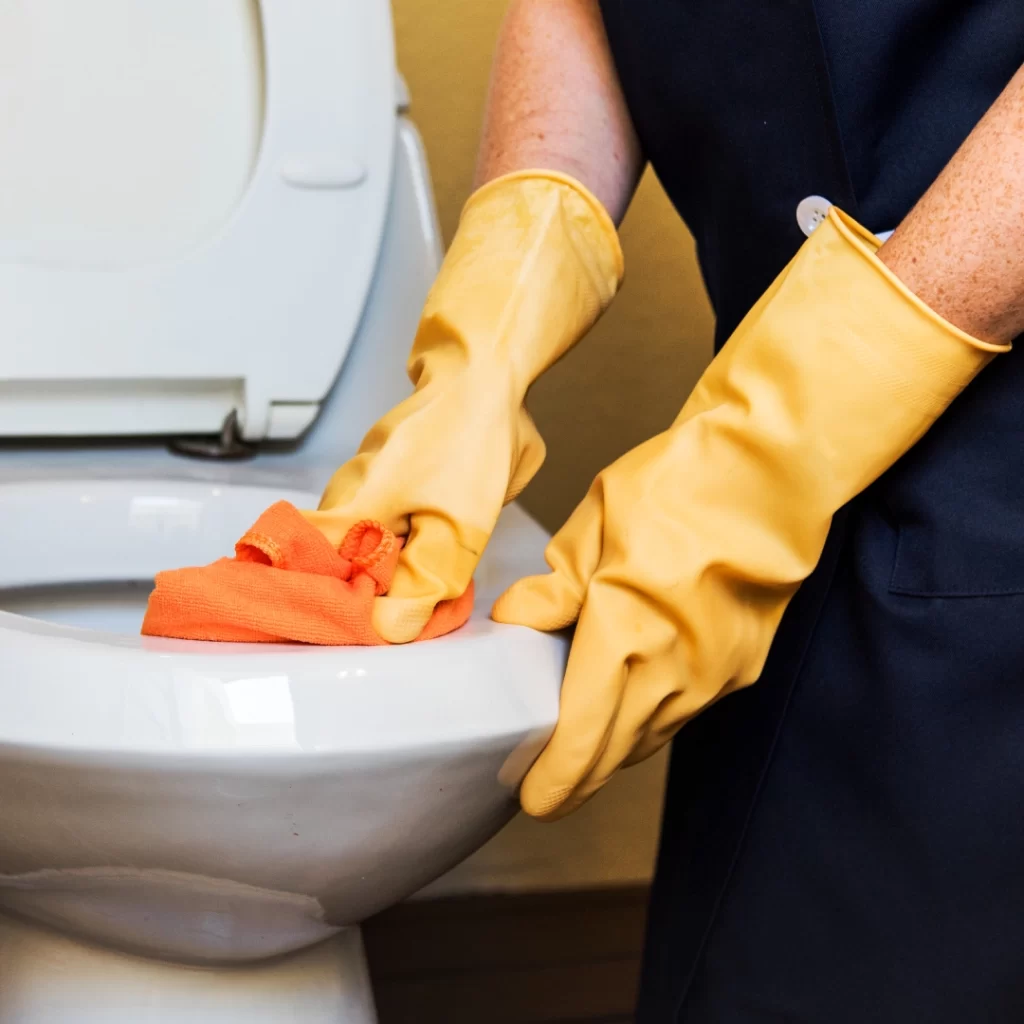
0,477,563,756
0,0,398,444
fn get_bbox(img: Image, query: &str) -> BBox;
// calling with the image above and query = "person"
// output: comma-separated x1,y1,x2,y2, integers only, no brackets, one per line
305,1,1024,1018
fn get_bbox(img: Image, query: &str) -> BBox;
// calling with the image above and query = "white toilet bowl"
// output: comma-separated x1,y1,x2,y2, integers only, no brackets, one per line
0,476,565,1021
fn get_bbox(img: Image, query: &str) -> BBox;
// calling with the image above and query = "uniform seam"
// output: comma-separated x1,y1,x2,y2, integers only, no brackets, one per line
803,0,859,217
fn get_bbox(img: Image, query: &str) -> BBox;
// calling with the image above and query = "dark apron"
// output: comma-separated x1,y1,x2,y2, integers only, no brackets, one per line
597,2,1024,1020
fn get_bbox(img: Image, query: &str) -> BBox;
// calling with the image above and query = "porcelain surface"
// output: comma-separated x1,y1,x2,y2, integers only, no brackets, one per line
0,474,565,963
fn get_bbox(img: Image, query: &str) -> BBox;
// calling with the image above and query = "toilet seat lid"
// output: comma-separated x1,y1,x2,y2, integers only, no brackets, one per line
0,0,398,444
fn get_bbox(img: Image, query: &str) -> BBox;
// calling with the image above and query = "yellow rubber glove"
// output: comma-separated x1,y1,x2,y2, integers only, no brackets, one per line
493,207,1009,820
303,171,623,642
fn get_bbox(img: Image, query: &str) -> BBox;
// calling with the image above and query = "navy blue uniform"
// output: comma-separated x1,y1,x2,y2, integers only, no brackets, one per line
596,3,1024,1019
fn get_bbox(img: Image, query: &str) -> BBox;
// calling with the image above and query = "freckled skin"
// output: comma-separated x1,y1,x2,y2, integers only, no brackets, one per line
475,1,1024,346
880,64,1024,345
474,0,642,224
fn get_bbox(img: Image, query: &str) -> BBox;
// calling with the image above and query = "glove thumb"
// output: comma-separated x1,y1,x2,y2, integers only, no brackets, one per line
491,569,583,632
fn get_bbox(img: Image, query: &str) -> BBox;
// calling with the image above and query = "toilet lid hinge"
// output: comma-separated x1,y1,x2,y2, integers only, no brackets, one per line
169,409,254,461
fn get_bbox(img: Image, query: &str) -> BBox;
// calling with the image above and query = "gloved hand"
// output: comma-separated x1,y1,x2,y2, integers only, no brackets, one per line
303,171,623,642
493,207,1009,820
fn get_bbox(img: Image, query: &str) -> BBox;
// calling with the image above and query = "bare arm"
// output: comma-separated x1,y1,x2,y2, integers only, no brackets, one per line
474,0,643,224
881,65,1024,345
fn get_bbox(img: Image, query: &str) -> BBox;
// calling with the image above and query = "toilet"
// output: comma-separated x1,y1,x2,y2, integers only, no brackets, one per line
0,2,566,1021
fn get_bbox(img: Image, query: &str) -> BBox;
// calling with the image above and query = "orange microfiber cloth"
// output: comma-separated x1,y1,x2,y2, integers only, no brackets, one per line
141,501,474,645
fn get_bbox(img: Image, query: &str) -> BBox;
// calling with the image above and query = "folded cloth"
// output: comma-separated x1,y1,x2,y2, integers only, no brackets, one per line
141,501,474,645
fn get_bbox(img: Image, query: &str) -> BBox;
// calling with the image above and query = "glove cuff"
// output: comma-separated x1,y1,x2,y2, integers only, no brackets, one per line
409,170,625,392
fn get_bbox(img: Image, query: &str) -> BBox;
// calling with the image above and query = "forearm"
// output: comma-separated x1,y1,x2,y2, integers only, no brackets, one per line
880,64,1024,345
474,0,642,223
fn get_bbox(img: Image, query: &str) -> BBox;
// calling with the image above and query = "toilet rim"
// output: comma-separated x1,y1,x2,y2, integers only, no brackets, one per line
0,476,564,758
0,612,562,758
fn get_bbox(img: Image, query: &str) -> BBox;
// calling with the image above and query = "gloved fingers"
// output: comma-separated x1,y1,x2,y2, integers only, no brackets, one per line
303,450,391,547
621,698,698,768
371,511,488,644
301,506,400,551
491,569,583,631
518,592,629,819
619,677,734,768
491,488,605,630
523,611,690,818
302,462,411,550
524,733,633,821
621,730,673,769
529,671,664,820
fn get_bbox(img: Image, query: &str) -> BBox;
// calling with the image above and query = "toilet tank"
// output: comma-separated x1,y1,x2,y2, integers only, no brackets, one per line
0,0,411,447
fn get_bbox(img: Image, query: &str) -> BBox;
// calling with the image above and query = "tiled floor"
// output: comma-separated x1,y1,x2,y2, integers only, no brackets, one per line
364,887,649,1023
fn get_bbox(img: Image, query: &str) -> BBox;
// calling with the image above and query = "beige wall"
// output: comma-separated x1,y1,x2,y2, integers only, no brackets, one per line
392,0,715,531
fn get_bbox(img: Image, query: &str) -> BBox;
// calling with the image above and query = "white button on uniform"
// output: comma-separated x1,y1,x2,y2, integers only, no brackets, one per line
796,195,833,237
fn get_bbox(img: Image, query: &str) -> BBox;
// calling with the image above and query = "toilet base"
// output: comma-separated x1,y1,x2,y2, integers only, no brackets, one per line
0,913,377,1023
